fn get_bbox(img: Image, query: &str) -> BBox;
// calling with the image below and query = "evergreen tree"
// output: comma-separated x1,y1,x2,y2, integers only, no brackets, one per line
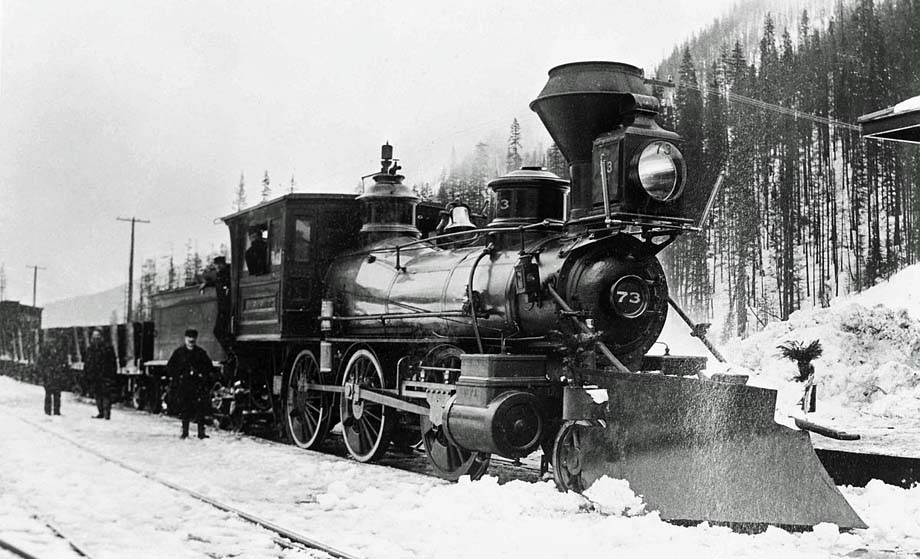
261,171,272,202
166,254,178,291
137,258,157,321
545,143,569,180
506,118,523,172
234,172,247,212
669,47,710,316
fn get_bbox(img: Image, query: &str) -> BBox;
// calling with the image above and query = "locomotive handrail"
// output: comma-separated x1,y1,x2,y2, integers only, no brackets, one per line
468,244,494,353
349,221,560,259
329,310,468,321
567,212,700,233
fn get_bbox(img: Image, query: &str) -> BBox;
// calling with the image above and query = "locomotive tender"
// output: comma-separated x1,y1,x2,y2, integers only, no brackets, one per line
159,61,864,529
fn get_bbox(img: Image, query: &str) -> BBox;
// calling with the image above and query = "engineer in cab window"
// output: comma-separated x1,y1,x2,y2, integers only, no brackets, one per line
245,227,269,275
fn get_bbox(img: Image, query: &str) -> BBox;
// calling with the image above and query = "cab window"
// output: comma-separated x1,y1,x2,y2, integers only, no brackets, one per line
294,218,312,262
244,225,270,275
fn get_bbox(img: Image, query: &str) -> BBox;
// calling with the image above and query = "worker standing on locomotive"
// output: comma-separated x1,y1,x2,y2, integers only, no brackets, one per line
84,329,117,420
199,256,233,355
37,337,68,415
166,329,214,439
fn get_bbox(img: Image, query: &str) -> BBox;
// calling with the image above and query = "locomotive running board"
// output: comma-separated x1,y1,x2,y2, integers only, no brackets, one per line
558,369,867,530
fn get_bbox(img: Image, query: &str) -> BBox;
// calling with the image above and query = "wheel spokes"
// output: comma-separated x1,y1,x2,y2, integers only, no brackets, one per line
340,351,390,462
419,417,489,480
285,351,329,449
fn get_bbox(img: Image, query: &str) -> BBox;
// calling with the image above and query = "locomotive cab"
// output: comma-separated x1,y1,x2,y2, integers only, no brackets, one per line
222,194,363,340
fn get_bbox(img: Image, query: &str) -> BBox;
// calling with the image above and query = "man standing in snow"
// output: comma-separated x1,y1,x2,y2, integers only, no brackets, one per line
37,337,69,415
84,329,117,420
166,329,215,439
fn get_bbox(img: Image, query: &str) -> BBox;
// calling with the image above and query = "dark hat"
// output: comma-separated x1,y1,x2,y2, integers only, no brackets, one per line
184,329,199,338
214,256,227,264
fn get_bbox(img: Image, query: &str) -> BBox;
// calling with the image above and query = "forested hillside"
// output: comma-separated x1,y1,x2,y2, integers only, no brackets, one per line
410,0,919,343
655,0,920,341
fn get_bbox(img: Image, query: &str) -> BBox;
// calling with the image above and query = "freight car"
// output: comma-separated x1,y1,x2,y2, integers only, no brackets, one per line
41,321,154,399
130,61,864,530
0,301,42,380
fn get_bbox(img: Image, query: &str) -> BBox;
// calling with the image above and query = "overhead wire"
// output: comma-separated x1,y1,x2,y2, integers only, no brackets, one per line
648,78,866,134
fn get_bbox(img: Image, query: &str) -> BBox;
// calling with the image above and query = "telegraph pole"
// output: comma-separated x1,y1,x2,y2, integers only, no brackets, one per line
117,217,150,322
25,265,45,307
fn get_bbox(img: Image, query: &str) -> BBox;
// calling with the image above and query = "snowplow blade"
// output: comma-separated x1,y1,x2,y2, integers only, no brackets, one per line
557,370,867,530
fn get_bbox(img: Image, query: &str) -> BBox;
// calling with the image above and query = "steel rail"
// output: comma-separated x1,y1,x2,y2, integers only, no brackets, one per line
0,483,96,559
13,415,365,559
32,514,93,559
0,536,42,559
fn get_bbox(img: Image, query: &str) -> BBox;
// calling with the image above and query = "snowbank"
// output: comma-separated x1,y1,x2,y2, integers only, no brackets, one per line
725,302,920,419
656,263,920,424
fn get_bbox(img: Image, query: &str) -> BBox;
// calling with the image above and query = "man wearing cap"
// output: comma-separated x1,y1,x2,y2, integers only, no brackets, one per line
84,329,117,420
166,329,215,439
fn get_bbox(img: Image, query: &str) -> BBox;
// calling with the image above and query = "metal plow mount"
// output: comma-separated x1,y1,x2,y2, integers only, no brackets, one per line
559,370,867,530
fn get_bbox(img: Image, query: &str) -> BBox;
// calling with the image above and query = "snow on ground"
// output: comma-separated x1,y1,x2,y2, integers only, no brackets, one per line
658,263,920,457
0,381,328,559
1,377,919,559
0,492,84,559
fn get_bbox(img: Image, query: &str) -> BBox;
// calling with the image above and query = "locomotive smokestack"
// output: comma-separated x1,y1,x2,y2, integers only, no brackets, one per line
530,62,652,220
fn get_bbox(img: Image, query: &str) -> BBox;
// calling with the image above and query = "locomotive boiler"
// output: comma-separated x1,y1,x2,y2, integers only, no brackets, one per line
155,61,865,530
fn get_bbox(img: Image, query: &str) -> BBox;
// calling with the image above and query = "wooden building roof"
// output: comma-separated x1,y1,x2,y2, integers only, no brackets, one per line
859,96,920,144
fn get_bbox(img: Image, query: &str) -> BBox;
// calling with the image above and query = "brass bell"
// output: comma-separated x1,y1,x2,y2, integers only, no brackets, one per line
444,203,475,233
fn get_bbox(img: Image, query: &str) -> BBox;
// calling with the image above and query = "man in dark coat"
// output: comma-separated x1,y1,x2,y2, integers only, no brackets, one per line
199,256,233,353
166,329,214,439
84,329,117,420
244,229,269,275
37,338,69,415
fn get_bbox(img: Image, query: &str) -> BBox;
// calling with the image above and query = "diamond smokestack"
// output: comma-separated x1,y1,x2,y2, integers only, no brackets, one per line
529,62,652,220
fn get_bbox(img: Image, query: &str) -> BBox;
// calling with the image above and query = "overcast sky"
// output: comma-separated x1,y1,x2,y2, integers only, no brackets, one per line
0,0,737,307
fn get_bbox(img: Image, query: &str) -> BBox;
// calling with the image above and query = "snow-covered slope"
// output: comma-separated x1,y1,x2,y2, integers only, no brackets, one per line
41,283,127,328
723,264,920,419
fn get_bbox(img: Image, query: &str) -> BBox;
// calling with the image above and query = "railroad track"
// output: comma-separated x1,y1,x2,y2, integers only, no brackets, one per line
0,536,41,559
0,515,91,559
14,416,364,559
8,407,920,558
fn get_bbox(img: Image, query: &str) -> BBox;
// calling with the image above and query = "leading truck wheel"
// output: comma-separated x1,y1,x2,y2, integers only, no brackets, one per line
340,349,392,462
417,345,490,481
284,350,331,450
420,414,491,481
552,421,588,493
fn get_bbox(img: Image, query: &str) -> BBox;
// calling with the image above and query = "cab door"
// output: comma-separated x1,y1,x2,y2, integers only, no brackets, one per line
283,209,317,337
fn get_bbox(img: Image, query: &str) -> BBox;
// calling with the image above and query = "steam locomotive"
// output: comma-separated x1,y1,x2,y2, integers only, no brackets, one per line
142,61,863,530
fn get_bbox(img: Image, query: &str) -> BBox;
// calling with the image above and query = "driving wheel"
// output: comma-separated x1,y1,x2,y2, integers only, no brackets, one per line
340,348,391,462
284,349,331,449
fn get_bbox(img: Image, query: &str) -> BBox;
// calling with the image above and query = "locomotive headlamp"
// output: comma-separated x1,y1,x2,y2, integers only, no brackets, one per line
635,141,685,202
